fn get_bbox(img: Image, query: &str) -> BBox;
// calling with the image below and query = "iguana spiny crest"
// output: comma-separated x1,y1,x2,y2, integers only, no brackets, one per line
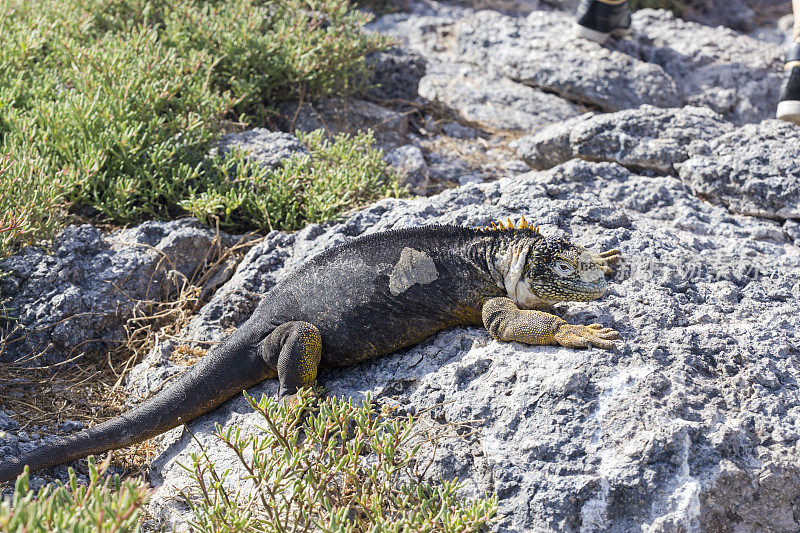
480,215,541,234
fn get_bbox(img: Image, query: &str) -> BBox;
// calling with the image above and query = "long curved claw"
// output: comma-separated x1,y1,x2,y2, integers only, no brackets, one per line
592,249,622,274
554,323,620,350
596,249,621,259
586,323,620,339
595,249,622,263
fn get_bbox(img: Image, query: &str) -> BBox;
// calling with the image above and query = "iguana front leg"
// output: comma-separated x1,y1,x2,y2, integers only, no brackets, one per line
482,297,619,349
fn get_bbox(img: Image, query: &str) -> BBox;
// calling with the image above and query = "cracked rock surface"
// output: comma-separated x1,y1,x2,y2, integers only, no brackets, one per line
513,108,800,222
372,2,782,123
512,105,734,173
629,9,783,124
418,60,582,131
678,120,800,220
450,10,683,112
0,219,223,366
215,129,308,169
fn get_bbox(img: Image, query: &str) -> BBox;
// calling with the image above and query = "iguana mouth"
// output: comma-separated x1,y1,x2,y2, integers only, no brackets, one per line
571,285,607,301
533,278,607,302
571,279,607,298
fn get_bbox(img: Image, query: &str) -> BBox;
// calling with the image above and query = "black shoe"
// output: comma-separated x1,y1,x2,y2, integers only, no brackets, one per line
573,0,631,43
777,43,800,126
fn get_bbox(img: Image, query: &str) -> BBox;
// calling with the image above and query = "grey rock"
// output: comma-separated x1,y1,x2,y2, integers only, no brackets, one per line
513,105,734,173
114,158,800,532
215,129,308,169
418,61,581,131
459,173,484,185
279,97,410,150
678,119,800,220
540,0,578,10
59,420,84,433
376,4,781,124
440,121,481,139
384,144,431,194
501,159,530,174
545,0,758,31
511,114,589,171
451,10,682,112
630,9,783,124
365,47,427,101
749,25,788,46
777,11,795,34
125,340,182,404
425,149,475,182
512,108,800,221
367,8,460,53
6,1,800,529
785,220,800,246
544,0,760,32
683,0,756,32
0,411,18,432
0,219,222,365
449,0,545,16
749,11,794,46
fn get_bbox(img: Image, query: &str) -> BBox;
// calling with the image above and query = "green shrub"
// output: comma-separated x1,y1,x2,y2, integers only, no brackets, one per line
158,0,388,122
2,26,228,223
1,390,493,532
0,0,390,254
180,388,498,532
0,153,66,256
0,458,148,533
181,130,406,232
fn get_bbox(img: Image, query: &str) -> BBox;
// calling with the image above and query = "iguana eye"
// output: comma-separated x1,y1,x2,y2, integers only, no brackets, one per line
554,261,575,277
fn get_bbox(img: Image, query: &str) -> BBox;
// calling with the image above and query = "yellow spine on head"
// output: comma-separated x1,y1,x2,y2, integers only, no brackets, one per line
480,216,540,236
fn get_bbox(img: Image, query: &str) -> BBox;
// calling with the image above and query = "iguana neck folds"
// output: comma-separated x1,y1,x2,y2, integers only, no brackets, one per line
491,242,556,310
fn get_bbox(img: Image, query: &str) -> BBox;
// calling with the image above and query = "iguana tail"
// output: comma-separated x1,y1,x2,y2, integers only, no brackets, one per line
0,326,274,483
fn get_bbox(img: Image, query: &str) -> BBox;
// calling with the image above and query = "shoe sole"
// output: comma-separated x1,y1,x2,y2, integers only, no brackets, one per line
572,22,629,43
777,101,800,126
573,23,609,43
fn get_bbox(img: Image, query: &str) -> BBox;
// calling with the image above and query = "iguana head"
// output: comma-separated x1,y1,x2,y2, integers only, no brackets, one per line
486,217,618,309
524,237,608,303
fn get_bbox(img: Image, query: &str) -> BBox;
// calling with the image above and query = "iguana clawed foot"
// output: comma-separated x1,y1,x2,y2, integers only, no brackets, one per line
591,249,622,275
554,322,620,350
279,387,320,423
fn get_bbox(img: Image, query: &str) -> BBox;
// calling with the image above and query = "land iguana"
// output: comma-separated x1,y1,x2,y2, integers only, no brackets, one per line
0,218,620,482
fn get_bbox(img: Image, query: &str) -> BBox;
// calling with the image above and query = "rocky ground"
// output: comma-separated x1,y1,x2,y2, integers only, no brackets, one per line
2,0,800,531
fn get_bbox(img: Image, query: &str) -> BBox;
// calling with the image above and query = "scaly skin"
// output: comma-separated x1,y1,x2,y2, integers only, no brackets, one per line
0,219,620,482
